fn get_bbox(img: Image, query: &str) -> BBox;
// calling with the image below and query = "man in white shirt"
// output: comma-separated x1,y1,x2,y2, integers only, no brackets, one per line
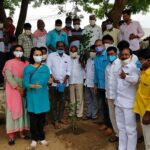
83,15,102,48
69,45,85,118
105,46,120,142
119,9,144,55
114,47,140,150
84,45,98,120
46,41,71,129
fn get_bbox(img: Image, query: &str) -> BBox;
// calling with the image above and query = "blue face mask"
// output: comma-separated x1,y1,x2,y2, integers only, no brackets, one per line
57,49,64,55
108,55,117,62
96,46,103,52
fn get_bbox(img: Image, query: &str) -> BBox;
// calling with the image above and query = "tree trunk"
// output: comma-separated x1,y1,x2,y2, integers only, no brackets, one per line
0,0,7,21
15,0,29,37
108,0,128,28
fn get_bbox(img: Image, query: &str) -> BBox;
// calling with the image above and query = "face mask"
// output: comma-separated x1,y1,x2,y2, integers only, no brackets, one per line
55,26,62,31
104,43,114,50
90,52,96,59
136,60,142,69
66,23,71,28
33,56,42,63
42,54,47,61
13,51,23,58
0,23,4,29
74,25,80,30
70,52,78,58
89,20,96,26
106,24,113,30
25,30,32,35
121,57,131,65
96,46,104,52
57,49,64,55
108,55,117,62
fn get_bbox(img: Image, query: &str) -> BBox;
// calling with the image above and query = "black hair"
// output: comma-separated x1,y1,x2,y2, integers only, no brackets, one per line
6,17,13,22
117,40,130,51
9,36,18,43
106,18,113,23
40,46,47,52
24,23,32,29
90,45,95,50
10,45,26,62
102,34,114,42
119,47,132,55
73,17,80,22
138,48,150,59
65,16,72,23
107,46,117,53
56,41,65,48
29,47,43,64
55,19,62,25
122,9,131,16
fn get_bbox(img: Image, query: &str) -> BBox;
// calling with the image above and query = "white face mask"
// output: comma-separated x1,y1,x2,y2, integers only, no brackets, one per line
13,51,23,58
0,23,4,29
42,54,47,61
33,56,42,63
70,52,78,58
89,20,96,26
90,52,96,59
104,43,114,50
25,30,32,35
74,25,80,30
121,57,131,65
106,24,113,30
55,26,62,31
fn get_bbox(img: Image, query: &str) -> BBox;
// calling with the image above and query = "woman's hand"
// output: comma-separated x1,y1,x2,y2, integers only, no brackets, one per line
17,87,24,96
142,111,150,125
30,84,42,89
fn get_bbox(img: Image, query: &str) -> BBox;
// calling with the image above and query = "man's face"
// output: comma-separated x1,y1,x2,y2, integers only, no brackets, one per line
73,20,80,26
95,40,103,49
120,49,131,60
37,20,45,30
57,43,65,50
107,50,117,56
123,13,130,22
103,39,113,45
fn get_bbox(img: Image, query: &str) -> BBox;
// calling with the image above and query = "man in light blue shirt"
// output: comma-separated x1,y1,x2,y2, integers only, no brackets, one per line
94,35,113,136
46,19,68,53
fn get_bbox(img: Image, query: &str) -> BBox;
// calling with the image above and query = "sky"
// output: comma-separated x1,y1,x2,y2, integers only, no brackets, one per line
11,2,150,37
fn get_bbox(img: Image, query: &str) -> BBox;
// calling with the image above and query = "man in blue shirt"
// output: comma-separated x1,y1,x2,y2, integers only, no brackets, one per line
94,36,113,136
46,19,68,53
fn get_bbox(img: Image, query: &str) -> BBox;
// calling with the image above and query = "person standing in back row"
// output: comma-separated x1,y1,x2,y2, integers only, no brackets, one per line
119,9,144,55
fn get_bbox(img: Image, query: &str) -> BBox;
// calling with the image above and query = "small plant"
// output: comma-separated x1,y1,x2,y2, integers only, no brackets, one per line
68,101,79,133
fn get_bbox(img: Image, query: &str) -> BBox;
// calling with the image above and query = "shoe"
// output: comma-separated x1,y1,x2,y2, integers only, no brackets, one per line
109,135,119,143
104,128,113,136
30,140,37,150
99,124,107,130
40,140,49,146
82,116,92,120
8,138,15,145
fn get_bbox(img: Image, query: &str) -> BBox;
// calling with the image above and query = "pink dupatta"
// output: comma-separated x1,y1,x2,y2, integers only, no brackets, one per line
2,59,28,120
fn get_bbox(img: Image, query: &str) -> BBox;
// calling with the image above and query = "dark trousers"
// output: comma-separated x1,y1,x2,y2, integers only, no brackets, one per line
29,112,46,141
50,87,65,123
0,52,7,84
97,89,112,128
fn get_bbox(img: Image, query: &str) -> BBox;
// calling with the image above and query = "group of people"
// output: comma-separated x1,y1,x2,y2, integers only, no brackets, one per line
0,8,150,150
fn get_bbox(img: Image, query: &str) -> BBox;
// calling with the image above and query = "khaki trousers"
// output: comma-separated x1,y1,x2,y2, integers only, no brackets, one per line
69,84,84,117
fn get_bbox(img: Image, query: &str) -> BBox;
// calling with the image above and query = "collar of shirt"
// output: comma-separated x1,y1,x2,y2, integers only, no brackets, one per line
145,68,150,75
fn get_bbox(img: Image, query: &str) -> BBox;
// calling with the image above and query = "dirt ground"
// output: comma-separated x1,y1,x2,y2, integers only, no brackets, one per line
0,117,145,150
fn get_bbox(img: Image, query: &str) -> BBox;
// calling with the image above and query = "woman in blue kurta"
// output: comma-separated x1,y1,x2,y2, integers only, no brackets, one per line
23,47,50,149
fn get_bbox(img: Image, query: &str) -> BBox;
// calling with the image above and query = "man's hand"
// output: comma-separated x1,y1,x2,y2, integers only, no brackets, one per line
94,86,97,94
120,70,126,79
129,33,138,40
63,75,69,85
142,111,150,125
30,84,42,89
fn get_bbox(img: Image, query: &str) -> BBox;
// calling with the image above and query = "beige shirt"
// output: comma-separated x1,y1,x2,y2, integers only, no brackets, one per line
104,28,120,46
